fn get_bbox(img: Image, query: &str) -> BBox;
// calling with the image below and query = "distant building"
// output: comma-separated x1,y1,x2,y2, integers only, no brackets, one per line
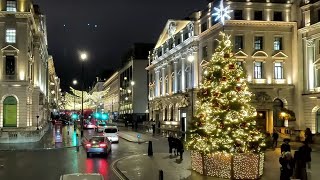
48,56,61,112
119,43,153,123
103,72,120,120
0,1,51,142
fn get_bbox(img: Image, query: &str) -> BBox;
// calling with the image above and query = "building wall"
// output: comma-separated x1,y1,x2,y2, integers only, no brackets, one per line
132,60,148,114
103,71,120,120
0,1,49,130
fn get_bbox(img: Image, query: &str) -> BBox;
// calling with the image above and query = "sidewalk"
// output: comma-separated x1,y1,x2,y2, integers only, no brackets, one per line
118,130,151,143
0,125,83,151
116,149,320,180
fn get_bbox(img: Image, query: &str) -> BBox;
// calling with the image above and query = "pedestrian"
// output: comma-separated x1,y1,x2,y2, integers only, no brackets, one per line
177,138,184,160
168,134,173,155
299,141,312,171
281,138,291,153
272,131,279,148
293,150,307,180
152,123,155,135
305,128,312,144
279,152,295,180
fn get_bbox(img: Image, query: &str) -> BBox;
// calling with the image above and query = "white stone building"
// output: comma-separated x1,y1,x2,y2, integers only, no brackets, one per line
147,0,307,135
0,1,50,142
103,71,120,120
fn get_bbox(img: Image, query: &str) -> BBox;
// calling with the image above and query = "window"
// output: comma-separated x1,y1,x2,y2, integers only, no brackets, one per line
254,36,263,50
274,62,283,79
169,40,174,50
201,22,207,32
235,36,243,50
176,37,181,46
177,70,181,91
6,56,15,75
185,68,190,89
254,61,263,79
6,1,16,12
183,31,189,40
6,29,16,43
213,40,219,51
254,11,263,20
318,10,320,22
274,37,282,50
237,61,244,69
274,11,283,21
159,77,163,95
165,76,169,94
171,72,175,93
234,10,243,20
202,46,208,59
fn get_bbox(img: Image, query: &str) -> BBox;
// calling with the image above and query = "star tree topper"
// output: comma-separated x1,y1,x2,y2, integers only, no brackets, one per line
212,0,233,25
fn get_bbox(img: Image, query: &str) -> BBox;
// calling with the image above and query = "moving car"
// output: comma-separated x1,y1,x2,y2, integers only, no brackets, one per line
84,119,96,129
96,122,107,132
84,136,111,157
103,126,119,143
60,173,104,180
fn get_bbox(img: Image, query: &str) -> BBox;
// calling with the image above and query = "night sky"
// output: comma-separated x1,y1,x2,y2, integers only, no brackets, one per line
32,0,207,91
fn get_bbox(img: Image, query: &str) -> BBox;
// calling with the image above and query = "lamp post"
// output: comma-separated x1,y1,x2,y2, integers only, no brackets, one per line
73,79,78,112
36,115,39,130
80,52,87,137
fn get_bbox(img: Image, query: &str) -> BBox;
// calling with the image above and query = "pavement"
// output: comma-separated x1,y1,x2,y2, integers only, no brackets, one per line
0,125,83,151
115,129,320,180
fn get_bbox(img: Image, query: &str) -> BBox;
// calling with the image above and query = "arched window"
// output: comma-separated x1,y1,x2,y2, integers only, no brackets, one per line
159,77,163,96
177,70,182,91
171,72,175,93
170,106,174,121
185,66,190,89
273,99,284,127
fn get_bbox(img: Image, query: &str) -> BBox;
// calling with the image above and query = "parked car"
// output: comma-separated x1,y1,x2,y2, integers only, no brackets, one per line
103,126,119,143
84,136,112,157
60,173,104,180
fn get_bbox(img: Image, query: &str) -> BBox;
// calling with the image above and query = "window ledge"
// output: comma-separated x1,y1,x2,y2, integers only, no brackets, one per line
253,79,267,84
273,79,286,84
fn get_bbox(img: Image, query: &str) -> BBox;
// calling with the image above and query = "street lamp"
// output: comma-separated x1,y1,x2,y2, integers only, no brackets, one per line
80,52,87,137
72,79,78,112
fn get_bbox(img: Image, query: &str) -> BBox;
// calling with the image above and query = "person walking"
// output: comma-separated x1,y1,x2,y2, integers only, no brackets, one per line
294,150,307,180
168,134,173,155
272,131,279,148
177,138,184,160
305,128,312,144
279,152,295,180
299,141,312,172
281,138,291,153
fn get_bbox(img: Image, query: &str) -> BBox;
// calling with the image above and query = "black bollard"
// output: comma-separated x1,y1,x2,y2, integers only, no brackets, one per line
159,170,163,180
148,141,153,156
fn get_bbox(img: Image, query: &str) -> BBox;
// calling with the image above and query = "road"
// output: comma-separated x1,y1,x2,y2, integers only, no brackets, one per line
0,127,168,180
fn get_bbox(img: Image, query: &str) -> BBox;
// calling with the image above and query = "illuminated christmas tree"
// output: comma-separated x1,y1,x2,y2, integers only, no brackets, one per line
187,32,265,154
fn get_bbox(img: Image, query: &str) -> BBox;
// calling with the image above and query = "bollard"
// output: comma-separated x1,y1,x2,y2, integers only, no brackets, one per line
159,170,163,180
148,141,153,156
76,137,80,152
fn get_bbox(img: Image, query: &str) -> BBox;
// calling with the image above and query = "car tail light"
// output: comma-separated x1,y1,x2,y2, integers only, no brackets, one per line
99,143,107,148
85,143,91,148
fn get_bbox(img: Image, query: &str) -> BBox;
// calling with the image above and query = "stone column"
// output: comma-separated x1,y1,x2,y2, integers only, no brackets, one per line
161,67,166,95
168,63,172,94
174,61,178,93
193,51,199,88
155,70,160,97
181,57,186,92
306,39,315,90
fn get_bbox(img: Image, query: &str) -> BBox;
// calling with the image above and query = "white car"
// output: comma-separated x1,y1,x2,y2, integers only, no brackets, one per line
96,123,107,132
60,173,104,180
103,126,119,143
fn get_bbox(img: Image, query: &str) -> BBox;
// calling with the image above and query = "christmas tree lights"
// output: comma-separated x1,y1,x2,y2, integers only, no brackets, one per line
187,32,265,154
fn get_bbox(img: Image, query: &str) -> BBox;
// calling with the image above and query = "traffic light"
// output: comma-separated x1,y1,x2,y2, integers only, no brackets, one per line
101,113,108,120
71,113,78,120
94,112,101,119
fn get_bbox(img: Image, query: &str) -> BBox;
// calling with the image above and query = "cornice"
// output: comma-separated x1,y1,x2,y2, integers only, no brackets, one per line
298,22,320,34
199,20,296,39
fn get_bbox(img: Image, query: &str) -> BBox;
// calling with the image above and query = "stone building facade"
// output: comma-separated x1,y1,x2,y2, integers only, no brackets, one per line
0,1,50,142
147,0,308,135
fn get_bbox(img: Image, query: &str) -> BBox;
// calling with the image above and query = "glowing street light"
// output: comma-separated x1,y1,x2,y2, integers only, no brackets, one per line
80,53,87,61
130,81,135,86
73,79,78,85
187,55,195,62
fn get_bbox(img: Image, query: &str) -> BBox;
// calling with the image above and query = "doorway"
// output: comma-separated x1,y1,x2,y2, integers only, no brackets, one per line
3,96,17,127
